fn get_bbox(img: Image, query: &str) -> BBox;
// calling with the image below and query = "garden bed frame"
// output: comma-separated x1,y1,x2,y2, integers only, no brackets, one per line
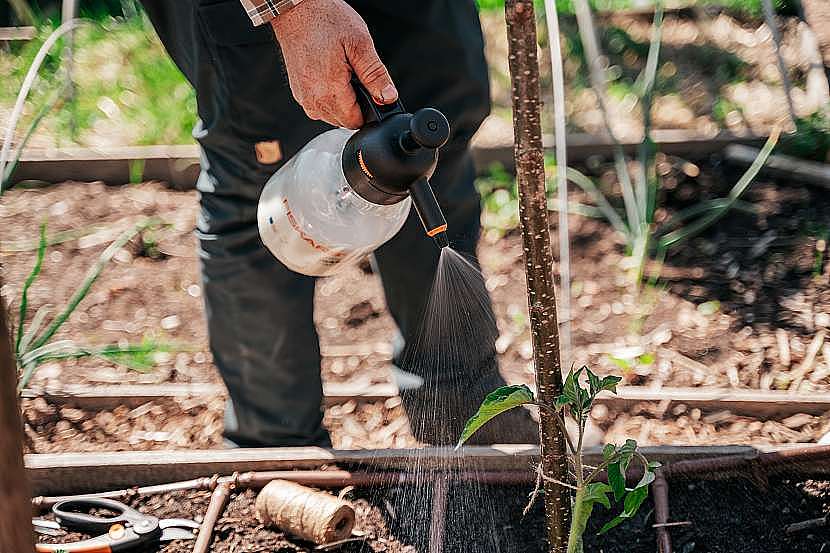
26,443,830,497
23,381,830,418
10,130,766,188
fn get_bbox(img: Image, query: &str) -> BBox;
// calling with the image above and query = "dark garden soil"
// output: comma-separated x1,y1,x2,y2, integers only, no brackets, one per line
35,476,830,553
2,153,829,453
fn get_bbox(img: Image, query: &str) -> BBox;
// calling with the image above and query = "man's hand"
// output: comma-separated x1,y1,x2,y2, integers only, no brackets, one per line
271,0,398,129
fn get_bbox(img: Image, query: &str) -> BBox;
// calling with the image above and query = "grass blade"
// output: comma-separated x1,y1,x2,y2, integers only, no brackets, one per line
656,199,756,235
0,20,84,196
17,339,77,390
1,87,66,188
635,3,664,225
15,222,47,356
566,167,630,237
29,217,160,351
17,304,51,357
658,129,781,250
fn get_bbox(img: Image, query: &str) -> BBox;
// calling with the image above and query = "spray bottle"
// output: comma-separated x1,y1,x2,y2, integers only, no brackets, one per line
257,80,451,276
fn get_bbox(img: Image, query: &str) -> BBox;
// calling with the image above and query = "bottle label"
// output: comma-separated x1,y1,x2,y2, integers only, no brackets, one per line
279,197,347,270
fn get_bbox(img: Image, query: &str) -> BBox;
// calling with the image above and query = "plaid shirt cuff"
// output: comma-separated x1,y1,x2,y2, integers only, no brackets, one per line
240,0,303,26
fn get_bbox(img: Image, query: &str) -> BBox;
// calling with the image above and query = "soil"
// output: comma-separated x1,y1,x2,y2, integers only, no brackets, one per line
2,156,829,453
35,476,830,553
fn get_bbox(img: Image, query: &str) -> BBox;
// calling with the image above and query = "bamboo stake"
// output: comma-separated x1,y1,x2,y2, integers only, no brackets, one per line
0,284,34,551
504,1,571,551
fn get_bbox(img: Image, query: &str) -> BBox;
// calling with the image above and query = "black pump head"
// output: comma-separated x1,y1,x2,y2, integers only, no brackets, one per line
342,79,451,248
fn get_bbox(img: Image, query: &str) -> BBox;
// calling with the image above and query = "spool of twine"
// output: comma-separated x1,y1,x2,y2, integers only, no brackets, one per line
255,480,356,544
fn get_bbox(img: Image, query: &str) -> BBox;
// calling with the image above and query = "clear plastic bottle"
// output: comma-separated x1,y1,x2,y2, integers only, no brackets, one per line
257,82,451,277
257,128,412,277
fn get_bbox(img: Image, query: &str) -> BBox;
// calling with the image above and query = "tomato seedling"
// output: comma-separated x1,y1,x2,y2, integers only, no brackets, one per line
458,366,660,553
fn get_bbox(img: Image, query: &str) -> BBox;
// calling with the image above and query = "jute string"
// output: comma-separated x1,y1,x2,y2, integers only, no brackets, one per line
255,479,356,544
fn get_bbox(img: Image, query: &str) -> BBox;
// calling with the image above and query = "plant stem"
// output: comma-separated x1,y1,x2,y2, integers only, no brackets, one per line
567,485,587,553
0,278,34,551
504,1,572,551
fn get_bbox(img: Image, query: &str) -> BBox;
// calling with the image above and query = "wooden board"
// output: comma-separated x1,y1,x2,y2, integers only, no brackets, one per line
0,26,36,41
596,387,830,418
25,443,829,496
21,381,400,409
9,131,765,188
726,144,830,190
22,382,830,418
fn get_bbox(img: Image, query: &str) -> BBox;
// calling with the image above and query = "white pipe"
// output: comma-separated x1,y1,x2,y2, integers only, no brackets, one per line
543,0,572,367
0,19,83,193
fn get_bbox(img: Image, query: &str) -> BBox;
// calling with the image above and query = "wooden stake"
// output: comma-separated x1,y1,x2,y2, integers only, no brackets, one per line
504,1,571,551
0,285,33,551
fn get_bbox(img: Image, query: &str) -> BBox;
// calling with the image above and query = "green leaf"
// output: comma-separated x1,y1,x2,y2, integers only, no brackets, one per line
602,443,617,461
587,368,602,397
599,375,622,394
635,469,656,490
456,384,535,448
608,462,626,502
16,222,47,356
598,514,626,535
697,300,721,316
637,353,655,366
583,482,612,510
598,486,650,535
608,355,632,371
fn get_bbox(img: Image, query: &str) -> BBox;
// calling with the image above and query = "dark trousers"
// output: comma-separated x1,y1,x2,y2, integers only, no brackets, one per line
140,0,535,446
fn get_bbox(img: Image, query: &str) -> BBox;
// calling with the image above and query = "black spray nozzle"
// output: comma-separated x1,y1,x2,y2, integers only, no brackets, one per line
410,177,449,249
344,79,451,249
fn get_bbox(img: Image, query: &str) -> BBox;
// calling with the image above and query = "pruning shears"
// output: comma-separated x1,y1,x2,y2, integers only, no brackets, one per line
34,498,199,552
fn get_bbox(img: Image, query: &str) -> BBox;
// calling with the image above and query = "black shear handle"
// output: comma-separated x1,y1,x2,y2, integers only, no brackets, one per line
35,525,155,553
351,76,404,125
53,498,147,533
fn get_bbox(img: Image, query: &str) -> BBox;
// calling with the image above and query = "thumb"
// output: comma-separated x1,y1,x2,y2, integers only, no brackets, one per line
347,36,398,105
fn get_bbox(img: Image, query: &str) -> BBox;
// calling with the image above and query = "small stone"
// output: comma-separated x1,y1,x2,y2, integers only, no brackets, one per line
161,315,181,330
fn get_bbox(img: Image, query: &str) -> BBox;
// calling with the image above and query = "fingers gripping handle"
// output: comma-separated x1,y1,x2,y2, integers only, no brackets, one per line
351,76,404,125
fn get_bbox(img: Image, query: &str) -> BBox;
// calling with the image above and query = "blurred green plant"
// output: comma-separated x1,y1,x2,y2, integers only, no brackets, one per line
565,1,779,286
0,12,196,153
778,111,830,162
477,161,604,237
11,218,178,392
458,367,660,553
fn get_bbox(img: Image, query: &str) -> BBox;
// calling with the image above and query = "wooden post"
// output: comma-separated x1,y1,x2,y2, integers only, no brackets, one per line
0,286,33,551
504,1,571,551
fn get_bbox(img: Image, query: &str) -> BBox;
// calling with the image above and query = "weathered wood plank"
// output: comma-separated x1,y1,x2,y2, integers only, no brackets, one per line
22,382,830,418
21,381,400,410
726,144,830,190
0,26,36,41
9,132,766,189
25,443,828,496
595,387,830,418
